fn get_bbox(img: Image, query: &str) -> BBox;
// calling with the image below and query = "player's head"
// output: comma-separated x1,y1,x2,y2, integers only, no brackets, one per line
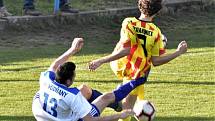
56,62,76,87
138,0,163,17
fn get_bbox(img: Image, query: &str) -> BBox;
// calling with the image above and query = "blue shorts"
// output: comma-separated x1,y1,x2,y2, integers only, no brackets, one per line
78,104,100,121
89,104,100,117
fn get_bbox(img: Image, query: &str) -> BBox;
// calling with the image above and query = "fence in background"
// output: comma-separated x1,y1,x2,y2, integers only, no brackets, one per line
0,0,214,31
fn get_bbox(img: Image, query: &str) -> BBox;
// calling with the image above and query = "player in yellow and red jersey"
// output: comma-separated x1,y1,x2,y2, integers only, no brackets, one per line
89,0,188,121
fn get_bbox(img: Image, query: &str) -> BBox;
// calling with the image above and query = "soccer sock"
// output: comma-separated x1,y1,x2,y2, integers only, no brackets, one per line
88,89,102,103
88,89,121,111
113,77,147,102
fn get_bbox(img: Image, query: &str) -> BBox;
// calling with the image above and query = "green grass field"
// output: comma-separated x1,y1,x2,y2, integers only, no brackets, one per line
0,4,215,121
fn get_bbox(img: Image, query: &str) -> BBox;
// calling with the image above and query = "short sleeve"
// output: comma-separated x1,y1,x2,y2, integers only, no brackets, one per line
39,71,56,88
120,18,137,47
40,71,56,81
71,92,92,118
152,29,166,56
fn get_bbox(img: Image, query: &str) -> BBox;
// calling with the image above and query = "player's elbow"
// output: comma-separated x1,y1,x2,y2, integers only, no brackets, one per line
152,61,160,66
151,57,162,66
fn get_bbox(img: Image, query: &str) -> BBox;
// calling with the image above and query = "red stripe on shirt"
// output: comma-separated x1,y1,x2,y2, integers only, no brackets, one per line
141,21,146,28
149,25,155,31
159,49,166,55
155,33,160,42
123,40,131,48
138,59,151,78
126,62,131,70
125,45,138,71
136,73,141,79
128,44,138,60
131,57,142,77
134,57,142,68
126,25,134,35
131,22,136,26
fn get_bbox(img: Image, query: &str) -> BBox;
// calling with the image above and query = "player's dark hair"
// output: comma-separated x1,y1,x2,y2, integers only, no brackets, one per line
56,62,76,85
138,0,163,17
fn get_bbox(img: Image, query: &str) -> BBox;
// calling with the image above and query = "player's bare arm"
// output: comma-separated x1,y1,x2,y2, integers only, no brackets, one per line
89,40,130,71
152,41,188,66
49,38,84,72
83,109,134,121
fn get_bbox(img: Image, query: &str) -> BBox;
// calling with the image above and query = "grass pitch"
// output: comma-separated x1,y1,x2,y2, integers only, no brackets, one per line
0,8,215,121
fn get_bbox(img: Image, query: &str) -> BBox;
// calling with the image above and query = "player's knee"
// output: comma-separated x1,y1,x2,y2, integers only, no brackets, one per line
79,84,92,94
101,92,115,103
78,84,92,99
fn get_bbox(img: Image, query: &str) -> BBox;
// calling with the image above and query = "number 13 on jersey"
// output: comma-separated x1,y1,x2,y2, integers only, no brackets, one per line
43,92,58,117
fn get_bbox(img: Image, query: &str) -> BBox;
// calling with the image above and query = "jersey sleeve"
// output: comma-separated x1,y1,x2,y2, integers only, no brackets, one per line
41,71,56,80
120,18,137,48
71,92,92,118
39,71,56,86
151,29,166,56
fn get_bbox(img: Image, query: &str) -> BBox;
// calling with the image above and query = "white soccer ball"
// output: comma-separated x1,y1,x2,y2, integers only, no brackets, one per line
161,34,168,48
133,100,156,121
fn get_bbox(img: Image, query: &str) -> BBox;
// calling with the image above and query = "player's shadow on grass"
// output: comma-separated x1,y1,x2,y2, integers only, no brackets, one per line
0,116,214,121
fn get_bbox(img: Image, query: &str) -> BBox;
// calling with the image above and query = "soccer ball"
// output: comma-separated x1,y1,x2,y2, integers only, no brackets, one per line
133,100,156,121
161,34,168,49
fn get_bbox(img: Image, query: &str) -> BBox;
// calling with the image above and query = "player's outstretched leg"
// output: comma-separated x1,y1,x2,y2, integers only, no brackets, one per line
78,84,122,112
91,77,147,114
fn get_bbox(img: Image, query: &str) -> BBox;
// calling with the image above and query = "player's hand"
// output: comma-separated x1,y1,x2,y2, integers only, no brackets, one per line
88,59,102,71
71,38,84,54
176,40,188,55
120,109,135,119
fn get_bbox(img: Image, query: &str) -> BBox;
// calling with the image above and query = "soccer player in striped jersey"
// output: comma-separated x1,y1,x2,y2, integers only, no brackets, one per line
89,0,188,121
32,38,149,121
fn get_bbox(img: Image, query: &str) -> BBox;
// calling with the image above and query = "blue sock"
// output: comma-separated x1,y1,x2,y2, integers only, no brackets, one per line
88,89,121,110
88,89,102,103
113,77,147,102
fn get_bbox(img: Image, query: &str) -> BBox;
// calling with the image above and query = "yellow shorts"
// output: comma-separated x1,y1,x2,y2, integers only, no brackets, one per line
110,61,145,100
123,79,144,100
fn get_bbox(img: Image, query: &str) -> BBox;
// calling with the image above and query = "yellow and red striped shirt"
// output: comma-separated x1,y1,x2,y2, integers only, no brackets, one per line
110,17,165,81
